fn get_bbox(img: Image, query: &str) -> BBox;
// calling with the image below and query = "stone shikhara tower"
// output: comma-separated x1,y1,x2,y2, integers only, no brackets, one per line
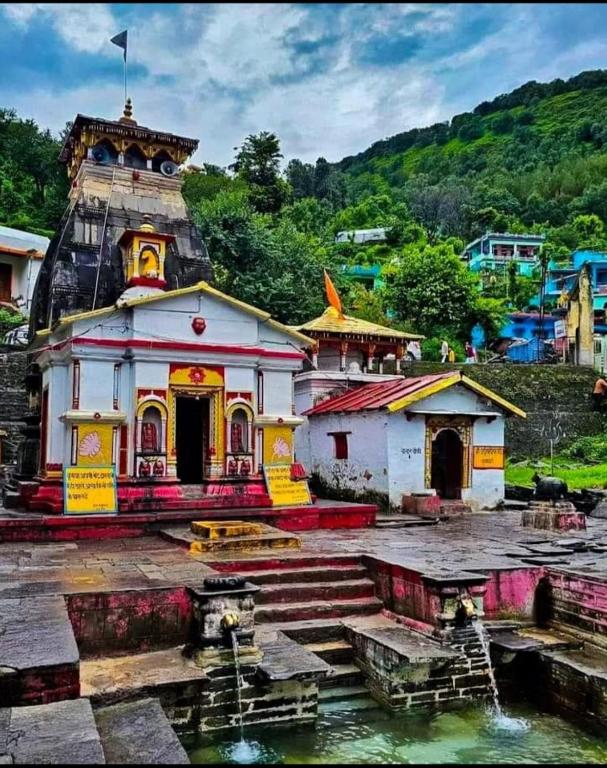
30,99,212,334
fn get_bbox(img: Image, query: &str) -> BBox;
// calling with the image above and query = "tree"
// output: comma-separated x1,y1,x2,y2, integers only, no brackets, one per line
571,214,607,250
229,131,289,214
405,176,470,242
192,189,345,324
385,242,478,337
343,282,392,327
285,159,315,199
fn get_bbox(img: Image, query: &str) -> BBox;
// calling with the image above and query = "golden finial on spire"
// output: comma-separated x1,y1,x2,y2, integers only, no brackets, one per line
119,97,137,125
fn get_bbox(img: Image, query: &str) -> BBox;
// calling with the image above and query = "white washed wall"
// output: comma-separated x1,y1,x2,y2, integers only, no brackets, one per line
386,412,427,505
465,416,505,510
308,411,389,496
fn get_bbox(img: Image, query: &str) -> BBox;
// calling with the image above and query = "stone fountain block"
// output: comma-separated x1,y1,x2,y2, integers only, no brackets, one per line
522,501,586,532
187,576,262,669
420,572,488,632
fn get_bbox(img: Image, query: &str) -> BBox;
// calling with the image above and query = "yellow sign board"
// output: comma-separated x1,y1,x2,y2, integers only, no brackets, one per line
264,464,312,507
263,426,293,466
473,446,504,470
64,466,118,515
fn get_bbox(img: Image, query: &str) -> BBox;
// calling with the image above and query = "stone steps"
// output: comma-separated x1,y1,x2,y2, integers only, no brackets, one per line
319,696,380,714
240,564,369,584
303,639,355,665
255,579,376,606
210,554,363,573
318,684,369,703
319,662,363,689
276,618,349,645
254,596,383,624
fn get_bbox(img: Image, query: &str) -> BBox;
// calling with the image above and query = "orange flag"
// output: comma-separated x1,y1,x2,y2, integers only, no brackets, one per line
324,269,344,318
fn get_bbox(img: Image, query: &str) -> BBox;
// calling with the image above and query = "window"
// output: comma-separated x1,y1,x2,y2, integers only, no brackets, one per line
72,361,80,409
113,364,121,410
331,432,349,460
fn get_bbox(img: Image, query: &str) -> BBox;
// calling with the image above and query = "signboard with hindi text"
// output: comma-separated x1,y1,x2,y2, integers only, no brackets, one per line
64,466,118,515
472,446,505,470
263,464,312,507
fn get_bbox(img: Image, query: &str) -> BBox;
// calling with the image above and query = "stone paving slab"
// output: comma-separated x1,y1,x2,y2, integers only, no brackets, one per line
0,595,78,671
0,698,105,764
2,511,607,606
95,698,189,764
80,646,206,703
343,618,459,663
255,628,330,682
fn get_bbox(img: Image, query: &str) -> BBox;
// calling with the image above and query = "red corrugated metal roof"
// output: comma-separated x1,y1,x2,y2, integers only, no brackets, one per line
303,372,458,415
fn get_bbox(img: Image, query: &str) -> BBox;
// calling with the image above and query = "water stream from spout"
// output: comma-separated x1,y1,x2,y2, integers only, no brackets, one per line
228,629,261,763
472,620,529,734
472,619,502,717
229,628,244,741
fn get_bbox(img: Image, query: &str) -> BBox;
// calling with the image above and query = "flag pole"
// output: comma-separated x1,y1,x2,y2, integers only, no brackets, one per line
124,50,127,103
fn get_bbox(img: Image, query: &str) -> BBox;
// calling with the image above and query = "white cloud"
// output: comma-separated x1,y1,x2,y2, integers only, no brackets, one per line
2,3,117,52
2,3,607,168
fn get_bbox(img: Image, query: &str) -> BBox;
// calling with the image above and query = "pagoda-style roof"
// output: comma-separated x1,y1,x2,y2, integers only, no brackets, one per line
59,113,199,165
293,307,424,343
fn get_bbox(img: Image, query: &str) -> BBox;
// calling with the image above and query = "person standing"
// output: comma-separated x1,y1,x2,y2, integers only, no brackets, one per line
464,341,475,364
448,346,456,363
441,339,449,363
592,374,607,411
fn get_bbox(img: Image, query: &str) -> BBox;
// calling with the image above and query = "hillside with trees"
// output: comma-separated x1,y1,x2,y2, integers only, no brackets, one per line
4,69,607,356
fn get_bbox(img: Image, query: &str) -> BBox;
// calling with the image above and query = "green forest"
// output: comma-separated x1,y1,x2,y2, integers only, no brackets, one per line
4,69,607,355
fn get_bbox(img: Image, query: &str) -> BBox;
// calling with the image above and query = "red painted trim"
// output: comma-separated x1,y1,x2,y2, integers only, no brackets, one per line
65,338,305,360
128,276,168,289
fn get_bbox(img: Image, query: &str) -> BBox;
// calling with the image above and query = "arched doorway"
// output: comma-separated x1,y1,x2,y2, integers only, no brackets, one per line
431,429,463,499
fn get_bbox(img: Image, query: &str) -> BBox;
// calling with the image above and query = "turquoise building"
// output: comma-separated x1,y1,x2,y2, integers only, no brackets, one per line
463,232,545,278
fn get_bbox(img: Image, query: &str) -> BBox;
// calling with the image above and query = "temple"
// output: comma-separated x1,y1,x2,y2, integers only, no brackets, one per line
16,103,314,514
29,99,211,335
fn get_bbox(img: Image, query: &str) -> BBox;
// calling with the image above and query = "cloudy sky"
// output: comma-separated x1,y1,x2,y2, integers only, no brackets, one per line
1,3,607,167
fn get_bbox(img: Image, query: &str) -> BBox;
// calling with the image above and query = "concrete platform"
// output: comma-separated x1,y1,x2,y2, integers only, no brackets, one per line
94,698,189,764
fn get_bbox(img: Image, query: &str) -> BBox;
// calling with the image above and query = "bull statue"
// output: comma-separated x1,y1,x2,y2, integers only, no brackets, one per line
531,472,568,502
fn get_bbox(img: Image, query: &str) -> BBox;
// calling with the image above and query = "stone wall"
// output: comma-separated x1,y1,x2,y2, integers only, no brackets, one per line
66,588,192,657
546,567,607,648
402,363,603,459
344,623,491,710
0,347,28,466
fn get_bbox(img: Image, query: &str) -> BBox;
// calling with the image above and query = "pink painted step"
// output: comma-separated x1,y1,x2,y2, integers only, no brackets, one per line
234,564,369,584
210,555,363,573
255,579,376,605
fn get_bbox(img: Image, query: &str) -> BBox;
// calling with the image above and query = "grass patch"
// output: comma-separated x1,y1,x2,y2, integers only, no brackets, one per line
506,458,607,490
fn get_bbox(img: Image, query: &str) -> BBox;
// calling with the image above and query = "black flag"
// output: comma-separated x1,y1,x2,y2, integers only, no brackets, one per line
110,30,127,61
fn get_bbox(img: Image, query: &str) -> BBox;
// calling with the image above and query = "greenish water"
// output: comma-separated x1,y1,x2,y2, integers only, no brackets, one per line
186,700,607,765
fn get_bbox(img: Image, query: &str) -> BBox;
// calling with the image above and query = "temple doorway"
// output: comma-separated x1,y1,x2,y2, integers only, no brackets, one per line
431,428,463,499
175,395,209,483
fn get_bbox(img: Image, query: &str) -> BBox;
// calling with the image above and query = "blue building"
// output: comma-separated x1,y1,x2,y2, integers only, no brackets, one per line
538,250,607,314
462,232,545,278
472,312,558,350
